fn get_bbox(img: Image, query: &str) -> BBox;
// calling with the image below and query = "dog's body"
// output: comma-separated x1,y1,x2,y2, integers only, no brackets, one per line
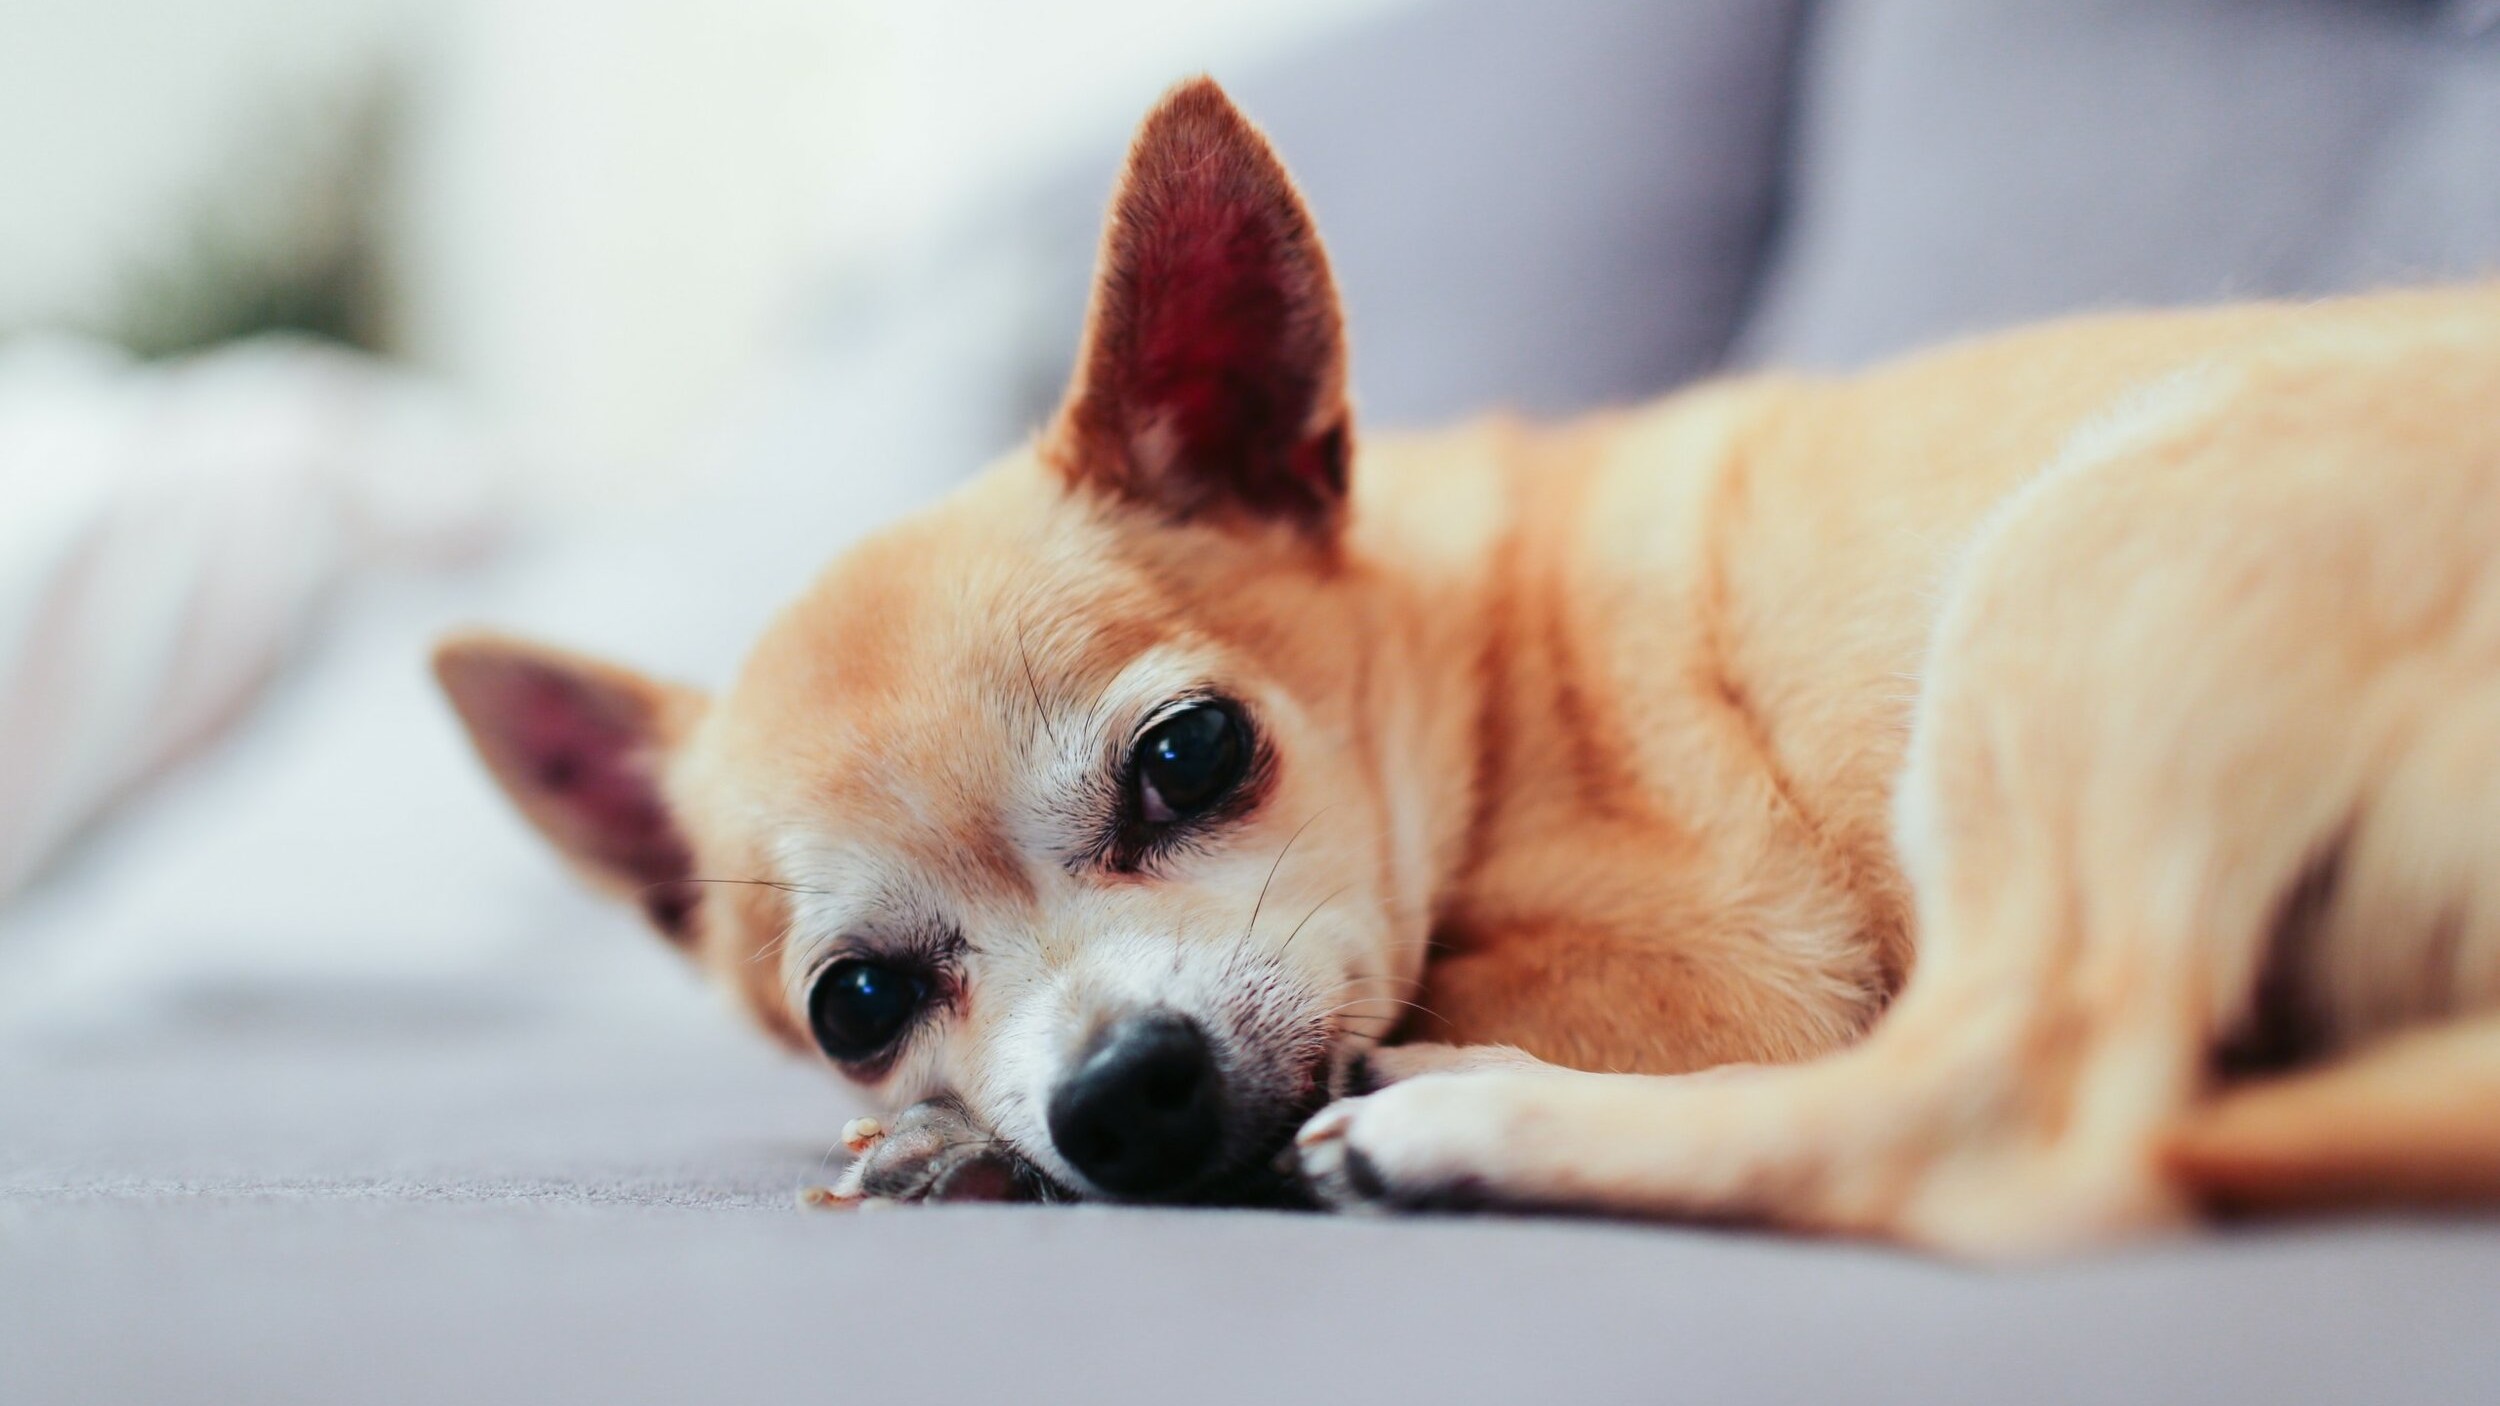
1301,286,2500,1248
438,80,2500,1251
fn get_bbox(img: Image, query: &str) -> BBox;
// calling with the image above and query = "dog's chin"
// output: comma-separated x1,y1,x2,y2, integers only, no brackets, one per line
1201,1082,1336,1210
1168,1037,1391,1210
1326,1040,1383,1099
1213,1037,1342,1208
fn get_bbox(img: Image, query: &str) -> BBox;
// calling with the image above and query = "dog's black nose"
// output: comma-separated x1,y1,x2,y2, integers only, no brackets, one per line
1047,1013,1224,1198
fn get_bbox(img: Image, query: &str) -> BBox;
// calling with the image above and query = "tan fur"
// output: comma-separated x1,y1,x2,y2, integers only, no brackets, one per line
1298,285,2500,1250
437,79,2500,1249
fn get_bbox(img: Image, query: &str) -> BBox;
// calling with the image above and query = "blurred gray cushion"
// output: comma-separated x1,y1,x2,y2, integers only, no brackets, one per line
957,0,1807,435
1225,0,1806,423
1741,0,2500,368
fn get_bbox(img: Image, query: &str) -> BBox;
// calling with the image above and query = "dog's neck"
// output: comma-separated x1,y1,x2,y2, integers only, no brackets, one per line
1332,416,1594,966
1330,389,1909,1062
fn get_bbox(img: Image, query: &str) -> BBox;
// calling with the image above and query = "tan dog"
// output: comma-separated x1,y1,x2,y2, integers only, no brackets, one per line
437,78,2500,1251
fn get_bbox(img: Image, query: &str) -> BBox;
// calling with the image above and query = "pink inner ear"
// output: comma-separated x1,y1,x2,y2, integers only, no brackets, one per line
1070,81,1348,528
1129,192,1323,481
491,662,697,937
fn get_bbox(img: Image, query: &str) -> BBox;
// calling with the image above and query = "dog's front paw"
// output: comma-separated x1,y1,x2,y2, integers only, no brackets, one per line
1294,1071,1554,1212
825,1099,1059,1205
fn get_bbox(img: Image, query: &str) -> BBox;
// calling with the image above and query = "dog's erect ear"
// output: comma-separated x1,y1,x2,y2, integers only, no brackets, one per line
432,632,707,943
1054,76,1351,536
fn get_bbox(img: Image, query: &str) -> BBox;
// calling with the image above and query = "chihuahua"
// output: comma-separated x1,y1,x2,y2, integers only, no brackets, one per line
438,78,2500,1252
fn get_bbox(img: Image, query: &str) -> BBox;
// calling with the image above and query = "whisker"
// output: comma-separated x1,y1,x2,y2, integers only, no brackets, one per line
746,917,797,967
1278,884,1352,959
662,877,835,897
1245,806,1332,946
799,1137,845,1197
1353,1009,1420,1043
1314,995,1443,1020
638,877,819,971
1315,993,1452,1029
1017,621,1061,749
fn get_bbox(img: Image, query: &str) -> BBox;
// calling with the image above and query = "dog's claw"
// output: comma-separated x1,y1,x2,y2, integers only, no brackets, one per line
1295,1118,1401,1213
1297,1106,1353,1147
1294,1101,1388,1210
1294,1072,1550,1214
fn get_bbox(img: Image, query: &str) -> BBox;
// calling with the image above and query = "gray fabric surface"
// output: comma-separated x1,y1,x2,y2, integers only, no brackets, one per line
11,2,2500,1401
10,991,2500,1405
8,1211,2500,1406
1740,0,2500,368
2,973,839,1213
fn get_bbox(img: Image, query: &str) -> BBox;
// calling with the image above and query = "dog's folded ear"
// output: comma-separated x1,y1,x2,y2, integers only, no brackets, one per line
1054,76,1351,538
432,632,708,943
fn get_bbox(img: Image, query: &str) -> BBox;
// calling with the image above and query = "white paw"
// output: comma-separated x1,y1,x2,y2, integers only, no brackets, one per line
1294,1070,1554,1212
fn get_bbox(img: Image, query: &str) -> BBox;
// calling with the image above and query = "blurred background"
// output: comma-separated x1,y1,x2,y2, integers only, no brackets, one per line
0,0,1417,505
0,0,1426,934
15,0,2499,926
6,4,2500,1398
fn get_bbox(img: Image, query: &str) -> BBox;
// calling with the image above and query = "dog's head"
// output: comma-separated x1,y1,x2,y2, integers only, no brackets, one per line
435,81,1450,1202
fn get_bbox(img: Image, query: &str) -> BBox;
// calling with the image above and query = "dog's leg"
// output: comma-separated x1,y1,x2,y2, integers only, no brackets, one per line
2171,1014,2500,1213
1292,576,2290,1253
1337,1042,1551,1096
2165,671,2500,1214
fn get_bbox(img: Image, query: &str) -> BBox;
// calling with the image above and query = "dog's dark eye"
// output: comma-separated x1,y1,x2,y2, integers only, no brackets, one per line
1134,701,1249,824
807,959,926,1063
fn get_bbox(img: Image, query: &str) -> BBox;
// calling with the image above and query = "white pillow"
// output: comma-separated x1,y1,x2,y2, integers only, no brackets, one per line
0,264,1022,1039
0,335,502,899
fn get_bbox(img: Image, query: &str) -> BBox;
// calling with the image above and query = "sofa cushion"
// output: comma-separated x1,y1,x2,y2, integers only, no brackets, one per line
921,0,1809,439
1224,0,1809,422
1741,0,2500,369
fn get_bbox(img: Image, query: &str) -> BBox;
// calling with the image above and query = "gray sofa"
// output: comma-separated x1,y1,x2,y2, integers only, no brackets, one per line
10,2,2500,1401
